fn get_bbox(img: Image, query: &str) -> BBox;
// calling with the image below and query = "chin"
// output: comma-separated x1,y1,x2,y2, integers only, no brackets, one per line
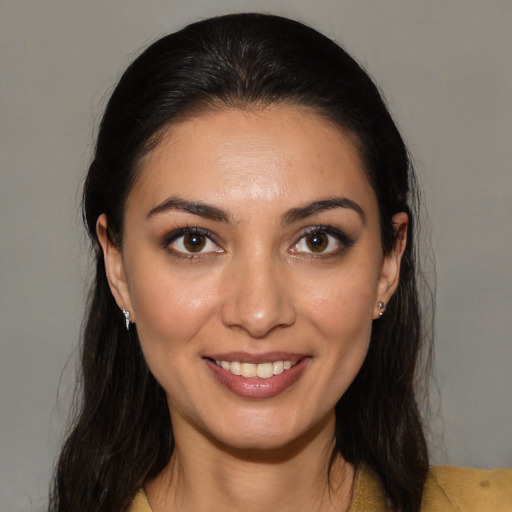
199,408,335,459
210,431,311,459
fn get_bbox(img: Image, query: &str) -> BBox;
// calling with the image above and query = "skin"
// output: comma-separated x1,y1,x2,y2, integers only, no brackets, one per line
97,106,407,511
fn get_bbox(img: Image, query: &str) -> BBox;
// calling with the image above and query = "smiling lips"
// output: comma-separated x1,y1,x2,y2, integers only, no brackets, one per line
205,354,309,399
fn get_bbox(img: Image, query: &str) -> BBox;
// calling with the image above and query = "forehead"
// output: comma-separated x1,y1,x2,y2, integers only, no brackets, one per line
129,106,377,218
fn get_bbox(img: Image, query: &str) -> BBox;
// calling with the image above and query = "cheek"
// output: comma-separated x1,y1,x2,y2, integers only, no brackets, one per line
303,270,378,401
300,264,378,344
127,260,221,358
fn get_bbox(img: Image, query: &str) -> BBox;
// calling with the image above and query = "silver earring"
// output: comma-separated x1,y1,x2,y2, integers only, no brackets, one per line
122,308,130,330
378,302,386,317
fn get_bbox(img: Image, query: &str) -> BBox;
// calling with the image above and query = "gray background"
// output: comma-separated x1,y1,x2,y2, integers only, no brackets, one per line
1,1,511,510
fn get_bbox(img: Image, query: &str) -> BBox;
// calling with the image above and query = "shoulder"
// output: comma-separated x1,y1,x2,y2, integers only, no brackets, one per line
421,465,512,512
127,467,512,512
349,465,512,512
128,488,153,512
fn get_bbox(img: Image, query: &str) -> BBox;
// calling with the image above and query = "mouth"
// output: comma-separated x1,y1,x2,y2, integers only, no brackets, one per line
204,353,310,399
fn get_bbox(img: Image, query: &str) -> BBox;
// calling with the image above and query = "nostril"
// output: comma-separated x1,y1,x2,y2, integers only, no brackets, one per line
219,268,297,337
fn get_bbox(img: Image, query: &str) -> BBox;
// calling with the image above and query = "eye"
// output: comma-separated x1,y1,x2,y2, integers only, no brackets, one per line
303,231,329,252
165,228,223,257
290,227,354,256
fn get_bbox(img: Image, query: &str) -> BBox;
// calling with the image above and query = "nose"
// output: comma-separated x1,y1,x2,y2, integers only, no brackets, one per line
220,253,296,338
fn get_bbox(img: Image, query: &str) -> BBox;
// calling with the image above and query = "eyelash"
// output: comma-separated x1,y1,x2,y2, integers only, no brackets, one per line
162,225,355,260
162,226,222,260
290,225,355,258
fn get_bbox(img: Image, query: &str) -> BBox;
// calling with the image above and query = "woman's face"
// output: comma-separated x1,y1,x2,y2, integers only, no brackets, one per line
98,106,406,451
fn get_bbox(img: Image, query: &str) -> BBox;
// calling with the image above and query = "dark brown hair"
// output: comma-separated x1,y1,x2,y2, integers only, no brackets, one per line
51,13,430,512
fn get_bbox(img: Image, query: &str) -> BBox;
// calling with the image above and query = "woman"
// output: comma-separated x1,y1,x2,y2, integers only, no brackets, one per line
50,13,511,512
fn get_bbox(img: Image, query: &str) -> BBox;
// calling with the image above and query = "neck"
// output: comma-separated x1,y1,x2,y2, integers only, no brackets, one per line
146,413,354,512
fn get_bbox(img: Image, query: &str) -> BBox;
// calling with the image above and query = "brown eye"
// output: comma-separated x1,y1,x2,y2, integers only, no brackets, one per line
305,232,329,252
167,229,222,257
289,227,353,256
183,233,206,252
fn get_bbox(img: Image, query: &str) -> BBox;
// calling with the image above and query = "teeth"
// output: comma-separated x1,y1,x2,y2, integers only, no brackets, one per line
256,362,273,379
273,361,284,375
214,359,298,379
230,361,242,376
241,363,257,378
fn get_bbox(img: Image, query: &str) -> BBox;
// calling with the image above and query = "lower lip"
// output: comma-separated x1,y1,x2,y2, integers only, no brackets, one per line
205,358,309,399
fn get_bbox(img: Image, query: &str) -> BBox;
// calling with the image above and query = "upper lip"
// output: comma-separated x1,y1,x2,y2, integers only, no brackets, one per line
204,351,308,364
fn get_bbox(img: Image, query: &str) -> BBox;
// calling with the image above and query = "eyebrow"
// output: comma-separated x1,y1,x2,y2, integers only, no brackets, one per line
281,197,365,225
147,196,231,223
147,195,365,225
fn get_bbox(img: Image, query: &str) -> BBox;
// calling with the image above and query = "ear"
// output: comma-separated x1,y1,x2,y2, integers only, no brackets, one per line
96,214,135,321
373,212,408,319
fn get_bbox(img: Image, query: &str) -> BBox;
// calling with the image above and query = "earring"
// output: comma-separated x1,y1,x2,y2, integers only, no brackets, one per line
122,308,131,331
378,302,386,317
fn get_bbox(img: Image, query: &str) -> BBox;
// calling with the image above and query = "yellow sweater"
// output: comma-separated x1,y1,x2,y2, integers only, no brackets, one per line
129,466,512,511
